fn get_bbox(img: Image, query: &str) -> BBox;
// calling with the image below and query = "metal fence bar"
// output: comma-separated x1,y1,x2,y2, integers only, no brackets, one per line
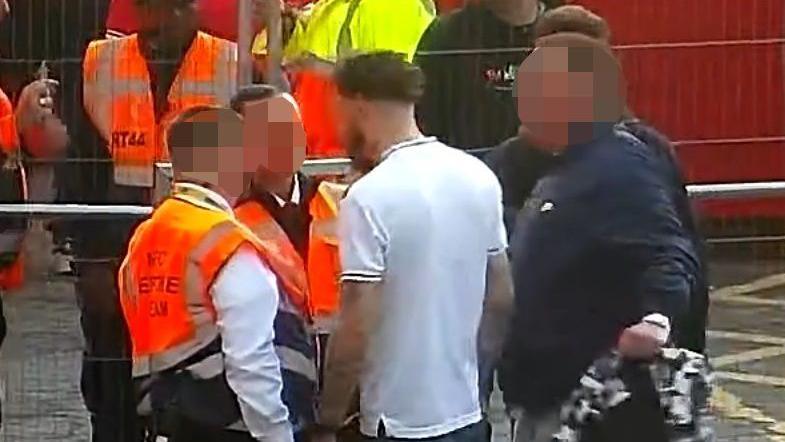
237,0,254,87
687,182,785,200
3,181,785,218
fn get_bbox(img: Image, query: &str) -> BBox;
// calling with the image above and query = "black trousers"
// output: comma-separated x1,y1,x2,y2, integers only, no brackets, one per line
363,422,485,442
581,365,669,442
74,261,139,442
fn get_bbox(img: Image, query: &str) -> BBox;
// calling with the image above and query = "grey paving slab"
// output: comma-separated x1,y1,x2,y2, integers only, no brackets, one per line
708,303,785,338
0,236,783,441
706,338,766,360
719,380,785,426
732,354,785,379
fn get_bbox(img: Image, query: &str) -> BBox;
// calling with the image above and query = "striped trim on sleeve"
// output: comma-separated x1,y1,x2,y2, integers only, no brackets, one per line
340,271,383,283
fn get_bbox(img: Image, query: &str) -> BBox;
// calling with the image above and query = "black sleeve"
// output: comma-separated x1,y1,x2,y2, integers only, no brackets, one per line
414,20,449,140
596,154,699,325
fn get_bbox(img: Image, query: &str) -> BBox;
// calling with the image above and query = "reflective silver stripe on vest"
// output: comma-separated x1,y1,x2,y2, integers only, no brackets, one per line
84,36,238,142
131,221,241,378
84,39,148,141
275,345,317,383
177,40,238,105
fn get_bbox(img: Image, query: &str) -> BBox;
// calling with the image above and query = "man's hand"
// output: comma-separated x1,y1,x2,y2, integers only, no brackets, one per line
23,115,69,157
617,321,665,361
15,79,69,157
15,79,58,132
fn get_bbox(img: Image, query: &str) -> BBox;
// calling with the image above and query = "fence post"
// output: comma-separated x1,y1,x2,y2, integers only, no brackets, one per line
237,0,254,87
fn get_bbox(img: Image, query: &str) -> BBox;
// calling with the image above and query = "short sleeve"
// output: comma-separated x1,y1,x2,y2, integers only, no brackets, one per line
338,194,387,283
488,178,508,255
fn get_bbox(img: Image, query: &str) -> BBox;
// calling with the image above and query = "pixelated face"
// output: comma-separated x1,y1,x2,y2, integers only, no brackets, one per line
241,95,306,176
0,0,9,23
169,108,250,200
335,95,373,172
135,0,198,56
516,45,624,152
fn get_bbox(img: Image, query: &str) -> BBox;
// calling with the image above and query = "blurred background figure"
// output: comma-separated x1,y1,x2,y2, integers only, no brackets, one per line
0,0,70,429
414,0,563,150
276,0,435,158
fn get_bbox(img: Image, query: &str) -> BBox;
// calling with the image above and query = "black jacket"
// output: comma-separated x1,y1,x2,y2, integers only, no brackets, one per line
499,131,699,413
235,173,319,261
486,123,709,353
483,135,559,237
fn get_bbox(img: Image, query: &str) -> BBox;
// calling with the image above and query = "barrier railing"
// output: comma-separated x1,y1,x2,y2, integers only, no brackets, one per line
2,176,785,218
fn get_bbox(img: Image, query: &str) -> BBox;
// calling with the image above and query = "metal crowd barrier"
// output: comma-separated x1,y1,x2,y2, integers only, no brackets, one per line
1,152,785,218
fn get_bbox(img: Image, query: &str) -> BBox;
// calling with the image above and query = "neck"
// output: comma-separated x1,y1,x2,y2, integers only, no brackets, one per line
140,31,196,62
486,0,540,26
372,106,424,157
175,179,234,206
253,172,294,200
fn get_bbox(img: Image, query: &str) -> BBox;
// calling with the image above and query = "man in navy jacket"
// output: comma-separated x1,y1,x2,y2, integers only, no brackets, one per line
500,34,700,442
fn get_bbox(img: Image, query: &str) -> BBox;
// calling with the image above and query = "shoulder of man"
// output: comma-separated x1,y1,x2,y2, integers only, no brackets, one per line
418,4,479,49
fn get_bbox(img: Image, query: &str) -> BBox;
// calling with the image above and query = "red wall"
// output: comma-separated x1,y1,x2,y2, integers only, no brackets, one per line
574,0,785,217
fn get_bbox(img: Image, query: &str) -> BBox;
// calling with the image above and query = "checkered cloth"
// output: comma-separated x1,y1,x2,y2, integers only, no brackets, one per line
553,349,714,442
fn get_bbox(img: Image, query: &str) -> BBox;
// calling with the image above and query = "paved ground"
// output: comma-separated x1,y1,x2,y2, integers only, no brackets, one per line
1,228,785,441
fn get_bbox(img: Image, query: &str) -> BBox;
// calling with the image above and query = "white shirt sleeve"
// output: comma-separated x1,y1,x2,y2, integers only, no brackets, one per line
211,246,294,442
338,194,388,283
488,178,508,255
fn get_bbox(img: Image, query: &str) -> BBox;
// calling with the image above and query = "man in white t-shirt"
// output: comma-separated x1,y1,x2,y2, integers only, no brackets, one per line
312,52,515,442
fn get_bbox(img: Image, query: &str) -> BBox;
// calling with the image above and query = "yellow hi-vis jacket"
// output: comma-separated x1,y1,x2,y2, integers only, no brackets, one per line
253,0,435,63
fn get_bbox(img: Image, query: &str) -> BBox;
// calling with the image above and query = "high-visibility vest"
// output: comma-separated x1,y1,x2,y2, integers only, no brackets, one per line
0,88,19,155
234,194,320,428
233,199,311,318
119,189,308,362
284,0,435,157
0,89,26,292
83,32,237,187
120,186,315,428
307,181,346,327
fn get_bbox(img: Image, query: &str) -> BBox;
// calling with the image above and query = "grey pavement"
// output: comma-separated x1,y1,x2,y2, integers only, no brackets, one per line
1,228,785,441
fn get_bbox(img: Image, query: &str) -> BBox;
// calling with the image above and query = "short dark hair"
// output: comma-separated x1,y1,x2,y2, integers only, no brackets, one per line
166,106,243,172
230,84,280,113
334,51,425,104
534,5,611,42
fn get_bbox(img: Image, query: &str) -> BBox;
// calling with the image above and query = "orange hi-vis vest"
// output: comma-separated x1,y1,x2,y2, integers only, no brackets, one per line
0,88,19,155
83,32,237,188
291,69,343,158
306,181,347,326
0,88,26,292
233,199,311,318
118,186,305,376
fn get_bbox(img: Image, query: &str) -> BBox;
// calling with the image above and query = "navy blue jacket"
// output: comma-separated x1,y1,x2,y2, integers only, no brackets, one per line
499,130,699,414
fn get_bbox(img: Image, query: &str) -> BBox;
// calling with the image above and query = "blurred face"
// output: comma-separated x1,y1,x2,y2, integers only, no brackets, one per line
242,94,306,177
516,44,625,152
0,0,9,23
335,95,375,172
135,0,198,57
170,108,249,202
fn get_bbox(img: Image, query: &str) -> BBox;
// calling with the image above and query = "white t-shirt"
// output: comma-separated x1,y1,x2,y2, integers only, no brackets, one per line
339,137,507,438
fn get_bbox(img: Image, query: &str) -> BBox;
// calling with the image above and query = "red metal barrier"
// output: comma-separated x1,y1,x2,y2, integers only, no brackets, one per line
575,0,785,218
